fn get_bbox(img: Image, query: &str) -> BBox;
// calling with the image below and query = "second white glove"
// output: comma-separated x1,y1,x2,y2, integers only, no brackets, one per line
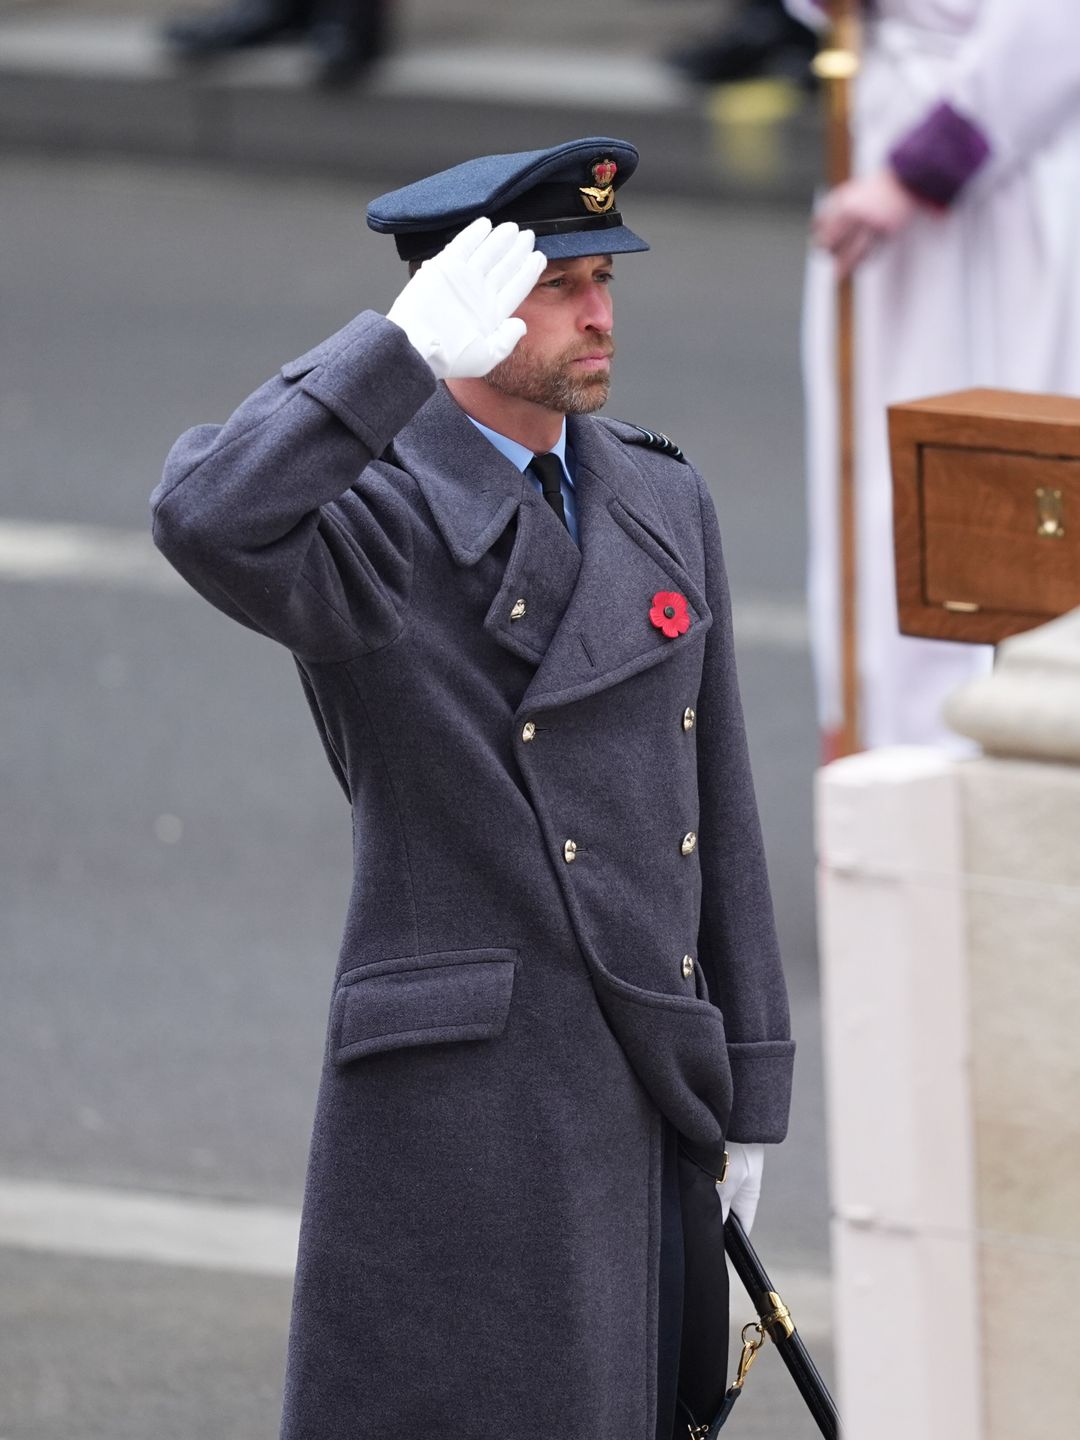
386,217,547,381
716,1141,765,1234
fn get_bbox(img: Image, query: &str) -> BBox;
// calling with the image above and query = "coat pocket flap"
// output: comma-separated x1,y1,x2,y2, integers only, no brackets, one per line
331,948,517,1065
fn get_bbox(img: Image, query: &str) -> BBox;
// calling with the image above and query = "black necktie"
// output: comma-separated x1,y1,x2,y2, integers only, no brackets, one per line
528,452,568,531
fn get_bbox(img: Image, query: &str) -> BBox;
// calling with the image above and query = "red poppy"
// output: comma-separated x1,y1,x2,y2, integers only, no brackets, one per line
649,591,690,639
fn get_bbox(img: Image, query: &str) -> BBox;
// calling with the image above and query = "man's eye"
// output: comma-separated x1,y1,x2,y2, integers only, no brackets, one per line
542,277,566,289
597,271,614,285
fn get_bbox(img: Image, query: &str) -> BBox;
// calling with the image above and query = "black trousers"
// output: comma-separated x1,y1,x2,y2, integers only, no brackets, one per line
656,1123,730,1440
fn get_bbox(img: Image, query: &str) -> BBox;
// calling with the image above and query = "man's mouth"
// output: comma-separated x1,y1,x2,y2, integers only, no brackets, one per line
572,351,613,371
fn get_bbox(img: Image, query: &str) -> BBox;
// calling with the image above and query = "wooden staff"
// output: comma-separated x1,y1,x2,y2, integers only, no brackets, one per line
813,2,862,757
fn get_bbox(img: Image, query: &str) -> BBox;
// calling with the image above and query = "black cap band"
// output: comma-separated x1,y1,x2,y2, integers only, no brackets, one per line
395,208,624,262
528,211,623,237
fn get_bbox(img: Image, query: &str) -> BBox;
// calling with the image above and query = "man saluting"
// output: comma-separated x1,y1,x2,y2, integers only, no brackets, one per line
151,138,793,1440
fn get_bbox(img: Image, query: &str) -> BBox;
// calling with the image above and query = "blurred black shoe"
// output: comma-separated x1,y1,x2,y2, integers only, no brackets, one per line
309,0,390,88
162,0,312,58
668,0,817,87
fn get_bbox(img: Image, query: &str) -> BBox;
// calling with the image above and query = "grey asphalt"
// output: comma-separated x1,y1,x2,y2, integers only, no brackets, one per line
0,153,828,1437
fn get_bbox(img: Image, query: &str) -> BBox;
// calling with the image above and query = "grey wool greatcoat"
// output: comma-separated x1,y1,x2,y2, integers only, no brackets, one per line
151,311,794,1440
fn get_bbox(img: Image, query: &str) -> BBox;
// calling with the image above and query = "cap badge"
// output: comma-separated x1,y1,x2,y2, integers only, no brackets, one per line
579,159,618,216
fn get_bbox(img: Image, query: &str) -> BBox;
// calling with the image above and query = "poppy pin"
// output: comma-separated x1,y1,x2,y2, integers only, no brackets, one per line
649,591,690,639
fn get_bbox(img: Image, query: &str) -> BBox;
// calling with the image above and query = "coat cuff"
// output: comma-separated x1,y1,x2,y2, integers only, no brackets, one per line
295,310,437,457
889,101,992,208
724,1039,795,1143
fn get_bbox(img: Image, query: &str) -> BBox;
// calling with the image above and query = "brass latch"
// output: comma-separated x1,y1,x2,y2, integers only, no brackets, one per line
1036,487,1065,539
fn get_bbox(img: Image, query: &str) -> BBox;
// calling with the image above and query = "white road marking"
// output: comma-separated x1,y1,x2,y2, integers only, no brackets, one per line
0,516,808,650
0,1178,299,1278
0,1175,832,1336
0,518,186,593
732,596,808,652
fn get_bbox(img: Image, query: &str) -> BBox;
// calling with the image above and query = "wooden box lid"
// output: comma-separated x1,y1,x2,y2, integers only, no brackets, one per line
889,388,1080,645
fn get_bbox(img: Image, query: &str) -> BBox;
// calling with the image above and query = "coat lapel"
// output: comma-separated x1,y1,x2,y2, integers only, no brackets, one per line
390,386,582,664
390,390,710,703
520,416,713,713
481,497,581,664
390,386,525,567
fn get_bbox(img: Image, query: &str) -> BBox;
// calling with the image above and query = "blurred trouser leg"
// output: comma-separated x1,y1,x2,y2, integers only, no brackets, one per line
162,0,314,56
309,0,392,86
668,0,816,86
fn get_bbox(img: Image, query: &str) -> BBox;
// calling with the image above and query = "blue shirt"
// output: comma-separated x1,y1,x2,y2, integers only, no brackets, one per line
467,417,579,547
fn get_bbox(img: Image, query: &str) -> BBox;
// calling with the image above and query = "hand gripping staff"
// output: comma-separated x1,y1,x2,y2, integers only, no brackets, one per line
387,217,547,380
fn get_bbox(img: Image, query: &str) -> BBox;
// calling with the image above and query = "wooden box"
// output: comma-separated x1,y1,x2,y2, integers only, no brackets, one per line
889,388,1080,645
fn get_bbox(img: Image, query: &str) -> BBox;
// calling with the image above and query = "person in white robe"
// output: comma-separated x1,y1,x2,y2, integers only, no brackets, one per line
793,0,1080,752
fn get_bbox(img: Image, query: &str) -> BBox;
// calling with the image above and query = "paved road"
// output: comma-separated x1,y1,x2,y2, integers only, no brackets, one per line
0,154,830,1437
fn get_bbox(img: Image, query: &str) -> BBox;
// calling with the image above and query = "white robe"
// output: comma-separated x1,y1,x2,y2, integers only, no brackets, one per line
802,0,1080,749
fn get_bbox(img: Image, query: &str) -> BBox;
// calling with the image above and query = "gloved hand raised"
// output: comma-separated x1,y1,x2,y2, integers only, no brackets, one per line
386,217,547,381
716,1141,765,1233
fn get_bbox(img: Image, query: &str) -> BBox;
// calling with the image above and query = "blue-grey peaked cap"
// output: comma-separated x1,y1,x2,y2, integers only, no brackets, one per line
366,137,649,262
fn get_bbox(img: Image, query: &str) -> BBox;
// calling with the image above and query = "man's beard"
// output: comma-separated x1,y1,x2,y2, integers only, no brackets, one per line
485,337,614,414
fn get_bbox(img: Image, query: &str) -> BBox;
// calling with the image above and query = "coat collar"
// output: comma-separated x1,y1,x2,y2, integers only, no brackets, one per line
390,384,528,568
391,389,712,707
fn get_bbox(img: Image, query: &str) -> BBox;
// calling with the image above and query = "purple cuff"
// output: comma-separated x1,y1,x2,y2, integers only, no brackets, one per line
889,101,992,207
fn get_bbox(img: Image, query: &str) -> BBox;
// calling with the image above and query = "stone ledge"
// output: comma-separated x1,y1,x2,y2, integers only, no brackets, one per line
945,607,1080,763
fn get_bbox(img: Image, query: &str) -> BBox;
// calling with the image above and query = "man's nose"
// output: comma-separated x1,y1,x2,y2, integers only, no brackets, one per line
579,286,613,334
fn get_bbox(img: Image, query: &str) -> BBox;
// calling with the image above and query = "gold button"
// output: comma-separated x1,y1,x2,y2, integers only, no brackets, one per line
563,839,578,863
680,831,697,856
521,721,536,743
510,597,527,621
681,954,695,980
682,707,696,732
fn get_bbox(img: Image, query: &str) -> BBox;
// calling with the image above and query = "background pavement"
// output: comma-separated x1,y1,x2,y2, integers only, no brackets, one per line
0,0,823,202
0,10,833,1431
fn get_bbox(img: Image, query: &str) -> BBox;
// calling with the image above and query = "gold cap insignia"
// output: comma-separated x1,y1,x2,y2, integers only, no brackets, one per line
579,158,618,215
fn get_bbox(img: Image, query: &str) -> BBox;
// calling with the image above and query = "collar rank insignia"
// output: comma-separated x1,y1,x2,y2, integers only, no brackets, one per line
628,424,686,463
579,158,618,215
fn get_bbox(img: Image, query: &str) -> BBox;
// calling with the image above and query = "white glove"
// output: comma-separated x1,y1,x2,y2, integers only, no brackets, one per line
717,1142,765,1233
386,217,546,381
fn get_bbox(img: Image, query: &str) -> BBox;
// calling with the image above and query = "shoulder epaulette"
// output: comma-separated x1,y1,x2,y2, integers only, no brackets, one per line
617,422,687,464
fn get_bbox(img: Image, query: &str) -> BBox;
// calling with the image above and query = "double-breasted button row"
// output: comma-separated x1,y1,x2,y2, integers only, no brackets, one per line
514,716,574,860
682,707,696,732
681,954,695,980
680,831,697,856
